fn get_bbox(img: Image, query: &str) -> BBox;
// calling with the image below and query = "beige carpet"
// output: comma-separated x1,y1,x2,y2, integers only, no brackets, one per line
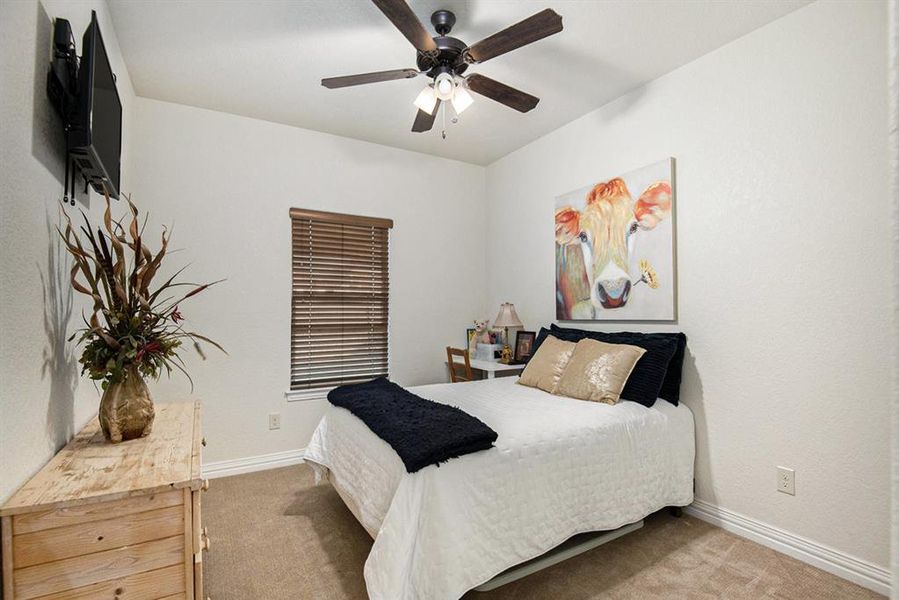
203,465,883,599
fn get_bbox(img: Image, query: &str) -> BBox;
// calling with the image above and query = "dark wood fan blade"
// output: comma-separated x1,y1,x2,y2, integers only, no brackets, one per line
465,8,562,64
467,74,539,113
372,0,438,54
321,68,419,89
412,100,441,132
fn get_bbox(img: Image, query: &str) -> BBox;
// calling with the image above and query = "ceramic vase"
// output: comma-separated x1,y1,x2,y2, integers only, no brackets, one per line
99,365,155,443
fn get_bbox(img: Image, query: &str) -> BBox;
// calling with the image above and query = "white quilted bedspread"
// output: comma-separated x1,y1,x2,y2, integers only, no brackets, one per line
304,376,694,600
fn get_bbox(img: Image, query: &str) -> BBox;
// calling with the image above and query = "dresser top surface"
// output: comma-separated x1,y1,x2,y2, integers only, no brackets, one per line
1,401,202,516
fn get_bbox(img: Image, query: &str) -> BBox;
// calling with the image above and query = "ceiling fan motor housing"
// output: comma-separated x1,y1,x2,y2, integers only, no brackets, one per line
417,10,468,77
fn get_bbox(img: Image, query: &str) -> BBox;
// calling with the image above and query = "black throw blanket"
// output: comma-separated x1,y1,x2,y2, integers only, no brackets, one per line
327,378,497,473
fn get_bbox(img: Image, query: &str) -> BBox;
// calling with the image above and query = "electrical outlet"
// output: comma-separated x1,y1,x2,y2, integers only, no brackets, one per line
268,413,281,430
777,466,795,495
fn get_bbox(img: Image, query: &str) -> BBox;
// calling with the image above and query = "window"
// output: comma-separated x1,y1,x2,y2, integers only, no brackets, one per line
288,208,392,399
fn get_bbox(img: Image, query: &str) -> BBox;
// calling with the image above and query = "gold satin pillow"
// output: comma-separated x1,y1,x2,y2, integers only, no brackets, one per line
557,339,646,404
517,335,576,393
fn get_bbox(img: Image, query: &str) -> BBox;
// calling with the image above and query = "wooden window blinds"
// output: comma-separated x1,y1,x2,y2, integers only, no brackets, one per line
289,208,393,395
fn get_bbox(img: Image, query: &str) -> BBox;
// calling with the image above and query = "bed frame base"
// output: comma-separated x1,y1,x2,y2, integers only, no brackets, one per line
473,520,644,592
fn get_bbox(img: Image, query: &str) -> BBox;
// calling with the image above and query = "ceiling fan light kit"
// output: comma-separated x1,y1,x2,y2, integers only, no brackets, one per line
321,0,563,137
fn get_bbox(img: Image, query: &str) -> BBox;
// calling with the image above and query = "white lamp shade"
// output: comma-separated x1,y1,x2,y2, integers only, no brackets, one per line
414,85,437,115
493,302,523,328
451,84,474,114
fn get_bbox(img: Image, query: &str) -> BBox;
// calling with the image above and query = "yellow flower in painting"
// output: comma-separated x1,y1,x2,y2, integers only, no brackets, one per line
639,259,660,289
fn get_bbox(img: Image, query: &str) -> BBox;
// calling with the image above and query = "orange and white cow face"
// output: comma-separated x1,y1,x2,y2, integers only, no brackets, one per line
556,177,671,313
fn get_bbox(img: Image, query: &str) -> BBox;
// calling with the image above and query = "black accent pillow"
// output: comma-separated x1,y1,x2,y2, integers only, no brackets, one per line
550,325,687,406
532,327,553,357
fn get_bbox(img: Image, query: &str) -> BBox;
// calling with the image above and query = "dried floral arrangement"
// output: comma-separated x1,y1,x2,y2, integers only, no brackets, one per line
58,194,224,390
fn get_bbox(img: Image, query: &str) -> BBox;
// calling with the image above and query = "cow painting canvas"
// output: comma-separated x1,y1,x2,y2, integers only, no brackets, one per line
555,158,675,321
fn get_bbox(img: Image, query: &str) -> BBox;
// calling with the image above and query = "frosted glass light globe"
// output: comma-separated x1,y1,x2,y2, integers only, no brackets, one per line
452,83,474,114
434,73,454,101
413,85,437,115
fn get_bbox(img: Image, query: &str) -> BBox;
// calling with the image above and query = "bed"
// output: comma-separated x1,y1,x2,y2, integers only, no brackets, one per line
304,375,695,600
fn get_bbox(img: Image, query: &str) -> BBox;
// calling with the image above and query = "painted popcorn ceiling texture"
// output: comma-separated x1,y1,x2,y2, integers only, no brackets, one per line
107,0,809,165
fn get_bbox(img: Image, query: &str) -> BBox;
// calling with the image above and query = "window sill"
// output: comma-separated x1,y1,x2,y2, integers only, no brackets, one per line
285,388,332,402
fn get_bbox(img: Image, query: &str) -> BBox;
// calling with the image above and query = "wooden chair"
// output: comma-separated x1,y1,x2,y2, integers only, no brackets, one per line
446,346,474,383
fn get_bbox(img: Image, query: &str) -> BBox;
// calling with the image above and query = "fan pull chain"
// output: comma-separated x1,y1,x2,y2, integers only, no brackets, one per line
62,152,70,205
70,156,77,205
441,101,447,140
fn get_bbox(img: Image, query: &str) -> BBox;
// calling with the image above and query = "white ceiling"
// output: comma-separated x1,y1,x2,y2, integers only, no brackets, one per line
108,0,810,166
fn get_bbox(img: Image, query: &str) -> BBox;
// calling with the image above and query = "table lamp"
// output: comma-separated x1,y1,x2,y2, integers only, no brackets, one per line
493,302,523,363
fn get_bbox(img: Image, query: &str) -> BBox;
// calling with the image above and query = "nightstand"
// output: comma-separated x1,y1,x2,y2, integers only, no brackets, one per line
467,358,525,380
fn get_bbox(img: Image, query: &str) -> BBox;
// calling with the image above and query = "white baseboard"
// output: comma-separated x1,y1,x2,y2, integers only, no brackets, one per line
202,448,306,479
685,499,890,597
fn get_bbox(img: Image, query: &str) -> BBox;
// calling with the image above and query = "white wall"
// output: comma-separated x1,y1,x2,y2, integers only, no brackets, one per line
890,1,899,595
0,0,136,503
126,97,486,466
485,0,891,575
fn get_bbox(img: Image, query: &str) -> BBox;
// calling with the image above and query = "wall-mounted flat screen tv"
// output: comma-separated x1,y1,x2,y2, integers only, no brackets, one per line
68,11,122,199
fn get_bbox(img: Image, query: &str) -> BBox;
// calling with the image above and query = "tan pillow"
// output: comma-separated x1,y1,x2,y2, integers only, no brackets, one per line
517,335,576,393
557,339,646,404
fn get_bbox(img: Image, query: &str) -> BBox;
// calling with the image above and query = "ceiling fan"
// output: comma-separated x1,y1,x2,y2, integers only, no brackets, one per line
321,0,563,136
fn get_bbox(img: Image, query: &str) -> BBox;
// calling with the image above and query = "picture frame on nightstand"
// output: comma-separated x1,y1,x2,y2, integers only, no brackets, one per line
513,331,536,363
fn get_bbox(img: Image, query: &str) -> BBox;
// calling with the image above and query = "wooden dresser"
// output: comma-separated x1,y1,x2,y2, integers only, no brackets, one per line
1,402,209,600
